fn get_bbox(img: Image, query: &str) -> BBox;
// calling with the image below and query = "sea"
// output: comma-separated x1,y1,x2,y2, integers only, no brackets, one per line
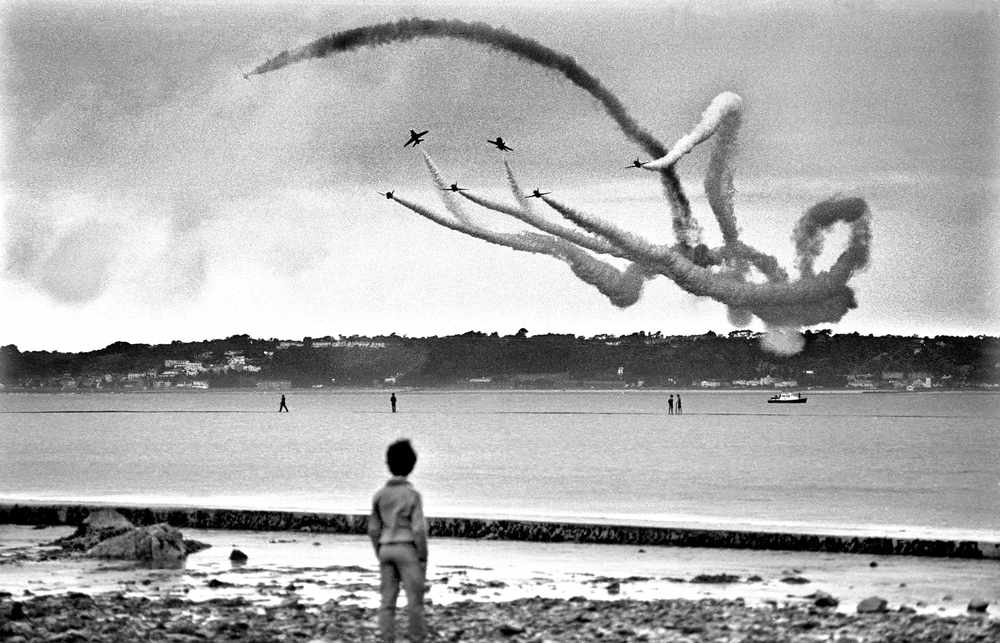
2,390,998,542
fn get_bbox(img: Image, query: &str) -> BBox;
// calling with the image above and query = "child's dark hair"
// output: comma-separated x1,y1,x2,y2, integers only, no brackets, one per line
386,439,417,476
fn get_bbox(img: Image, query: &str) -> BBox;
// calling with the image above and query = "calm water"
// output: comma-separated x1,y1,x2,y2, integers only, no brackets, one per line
1,390,998,540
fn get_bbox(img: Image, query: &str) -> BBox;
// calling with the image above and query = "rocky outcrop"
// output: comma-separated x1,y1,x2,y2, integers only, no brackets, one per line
52,508,134,551
87,523,187,565
44,508,209,565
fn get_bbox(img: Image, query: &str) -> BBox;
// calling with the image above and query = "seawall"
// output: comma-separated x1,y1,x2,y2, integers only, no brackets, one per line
2,503,997,560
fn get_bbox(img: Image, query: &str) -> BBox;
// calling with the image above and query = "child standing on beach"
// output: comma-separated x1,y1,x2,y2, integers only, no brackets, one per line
368,439,428,642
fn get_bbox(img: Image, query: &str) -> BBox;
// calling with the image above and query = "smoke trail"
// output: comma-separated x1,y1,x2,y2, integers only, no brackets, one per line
794,196,871,278
422,153,473,227
250,17,697,246
253,21,873,353
544,193,869,318
644,92,743,172
760,326,806,356
394,191,646,307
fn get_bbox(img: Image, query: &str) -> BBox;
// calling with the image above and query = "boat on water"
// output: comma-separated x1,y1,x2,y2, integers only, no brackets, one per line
767,391,807,404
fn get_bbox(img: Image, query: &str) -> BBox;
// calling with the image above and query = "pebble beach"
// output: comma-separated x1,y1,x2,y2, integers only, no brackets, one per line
2,523,997,642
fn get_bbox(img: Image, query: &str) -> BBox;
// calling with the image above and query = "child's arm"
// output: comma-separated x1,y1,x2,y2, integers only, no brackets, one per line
367,495,382,556
412,491,429,564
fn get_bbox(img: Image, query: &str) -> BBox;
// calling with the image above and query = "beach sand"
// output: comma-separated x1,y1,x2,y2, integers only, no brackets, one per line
2,524,998,641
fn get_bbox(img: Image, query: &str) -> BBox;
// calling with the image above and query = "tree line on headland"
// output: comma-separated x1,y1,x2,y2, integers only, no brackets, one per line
1,330,997,391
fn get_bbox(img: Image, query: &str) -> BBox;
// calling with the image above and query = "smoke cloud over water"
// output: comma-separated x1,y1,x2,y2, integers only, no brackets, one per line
252,18,873,354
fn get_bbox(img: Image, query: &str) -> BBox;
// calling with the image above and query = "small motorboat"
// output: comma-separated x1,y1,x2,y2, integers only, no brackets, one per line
767,391,807,404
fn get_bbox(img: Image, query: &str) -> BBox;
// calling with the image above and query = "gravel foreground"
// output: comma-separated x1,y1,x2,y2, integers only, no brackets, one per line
2,591,998,642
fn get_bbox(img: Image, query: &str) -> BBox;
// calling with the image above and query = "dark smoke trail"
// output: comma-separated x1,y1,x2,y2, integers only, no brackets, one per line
250,17,697,246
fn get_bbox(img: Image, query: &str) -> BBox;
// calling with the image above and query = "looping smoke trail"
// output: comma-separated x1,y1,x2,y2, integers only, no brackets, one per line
253,19,873,354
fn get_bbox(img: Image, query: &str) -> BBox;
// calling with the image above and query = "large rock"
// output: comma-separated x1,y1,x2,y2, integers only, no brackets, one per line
967,599,989,613
857,596,888,613
87,523,186,565
53,509,134,551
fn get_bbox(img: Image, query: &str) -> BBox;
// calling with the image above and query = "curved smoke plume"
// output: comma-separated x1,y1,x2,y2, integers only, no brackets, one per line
251,18,872,354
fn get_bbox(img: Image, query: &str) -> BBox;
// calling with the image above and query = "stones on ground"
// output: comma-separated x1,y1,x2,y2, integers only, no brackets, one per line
6,593,1000,643
87,523,186,565
498,621,526,636
690,573,740,583
967,598,989,613
869,561,878,567
2,601,26,620
183,539,211,554
857,596,888,613
229,549,248,563
810,591,839,608
780,576,810,584
606,581,621,594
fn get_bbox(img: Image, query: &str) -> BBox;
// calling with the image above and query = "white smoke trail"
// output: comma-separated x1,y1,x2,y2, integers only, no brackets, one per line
422,153,473,227
644,92,743,171
394,191,646,307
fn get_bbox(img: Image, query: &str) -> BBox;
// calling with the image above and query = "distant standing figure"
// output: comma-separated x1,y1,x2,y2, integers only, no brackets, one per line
278,394,289,413
369,439,428,642
667,394,674,415
390,393,397,413
676,394,683,415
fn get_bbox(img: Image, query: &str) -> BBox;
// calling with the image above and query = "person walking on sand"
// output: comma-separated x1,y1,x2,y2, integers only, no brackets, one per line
278,394,289,413
676,394,682,415
369,439,428,642
390,392,397,413
667,394,674,415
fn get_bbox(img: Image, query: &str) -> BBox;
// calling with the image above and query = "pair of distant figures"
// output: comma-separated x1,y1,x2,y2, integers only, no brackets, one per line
668,394,683,415
278,394,397,413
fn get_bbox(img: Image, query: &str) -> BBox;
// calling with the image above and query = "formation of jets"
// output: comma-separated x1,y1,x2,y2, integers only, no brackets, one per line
380,128,655,202
403,129,429,147
487,136,513,152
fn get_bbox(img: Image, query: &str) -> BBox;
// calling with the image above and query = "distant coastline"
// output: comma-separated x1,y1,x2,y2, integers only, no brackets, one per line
3,331,998,393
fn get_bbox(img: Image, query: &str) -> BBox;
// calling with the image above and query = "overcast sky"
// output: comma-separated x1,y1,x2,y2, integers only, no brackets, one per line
2,0,997,352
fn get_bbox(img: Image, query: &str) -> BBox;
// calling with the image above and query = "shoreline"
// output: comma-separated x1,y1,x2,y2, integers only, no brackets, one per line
2,502,998,560
2,525,998,641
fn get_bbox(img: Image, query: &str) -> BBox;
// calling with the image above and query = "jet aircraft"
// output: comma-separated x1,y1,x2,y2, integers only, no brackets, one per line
487,137,513,152
404,129,429,147
526,188,551,199
625,157,647,169
440,183,469,192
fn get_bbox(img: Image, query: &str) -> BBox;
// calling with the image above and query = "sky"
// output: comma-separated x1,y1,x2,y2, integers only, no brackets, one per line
1,0,998,352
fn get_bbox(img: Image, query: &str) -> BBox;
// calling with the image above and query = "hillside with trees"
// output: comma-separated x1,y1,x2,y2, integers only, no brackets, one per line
1,330,997,391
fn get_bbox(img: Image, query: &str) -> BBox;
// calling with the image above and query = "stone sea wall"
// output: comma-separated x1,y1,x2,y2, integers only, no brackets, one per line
1,503,997,560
